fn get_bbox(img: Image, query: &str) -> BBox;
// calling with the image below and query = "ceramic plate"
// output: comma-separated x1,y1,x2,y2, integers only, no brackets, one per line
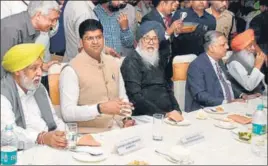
164,118,191,126
214,121,237,130
72,152,107,163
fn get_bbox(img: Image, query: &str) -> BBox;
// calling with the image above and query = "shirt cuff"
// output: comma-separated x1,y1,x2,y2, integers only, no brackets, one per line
165,32,170,40
28,130,40,145
222,100,228,104
89,104,100,117
174,33,179,37
239,93,245,98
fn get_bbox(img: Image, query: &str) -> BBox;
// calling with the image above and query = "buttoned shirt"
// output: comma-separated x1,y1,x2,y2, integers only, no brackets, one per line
94,4,134,54
1,11,40,78
206,7,237,39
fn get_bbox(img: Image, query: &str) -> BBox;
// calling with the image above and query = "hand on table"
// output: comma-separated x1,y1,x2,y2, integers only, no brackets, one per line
43,131,67,149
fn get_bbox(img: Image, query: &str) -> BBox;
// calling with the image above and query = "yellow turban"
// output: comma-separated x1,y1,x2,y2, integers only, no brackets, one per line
2,43,45,73
231,29,255,52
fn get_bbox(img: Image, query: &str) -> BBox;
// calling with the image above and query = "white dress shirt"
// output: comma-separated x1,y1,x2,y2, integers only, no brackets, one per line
227,61,264,91
59,64,129,122
1,0,29,19
1,84,66,147
207,55,235,104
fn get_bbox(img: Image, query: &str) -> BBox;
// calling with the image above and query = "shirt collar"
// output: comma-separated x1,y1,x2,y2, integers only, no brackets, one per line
206,52,219,66
24,11,38,36
15,82,36,98
190,7,207,18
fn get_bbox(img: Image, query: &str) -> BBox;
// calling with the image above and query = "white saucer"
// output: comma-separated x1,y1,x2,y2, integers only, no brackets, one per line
72,152,107,163
72,146,104,156
214,121,237,130
164,118,191,126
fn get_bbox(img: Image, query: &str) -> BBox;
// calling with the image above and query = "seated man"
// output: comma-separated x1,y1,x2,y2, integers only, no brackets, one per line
185,31,248,112
1,44,67,149
227,29,266,94
121,21,183,121
60,19,134,133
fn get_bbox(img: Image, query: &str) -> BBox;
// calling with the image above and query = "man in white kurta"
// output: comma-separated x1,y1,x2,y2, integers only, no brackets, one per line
227,29,266,94
1,44,67,149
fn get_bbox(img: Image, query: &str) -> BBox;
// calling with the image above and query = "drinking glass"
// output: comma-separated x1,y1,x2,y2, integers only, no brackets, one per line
152,113,164,141
65,123,78,150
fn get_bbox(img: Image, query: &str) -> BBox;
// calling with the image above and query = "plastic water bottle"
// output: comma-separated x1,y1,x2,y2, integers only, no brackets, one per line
251,104,267,157
1,124,18,165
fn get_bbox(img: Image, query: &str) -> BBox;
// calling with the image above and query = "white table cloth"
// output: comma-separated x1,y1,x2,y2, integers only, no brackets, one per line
17,97,267,165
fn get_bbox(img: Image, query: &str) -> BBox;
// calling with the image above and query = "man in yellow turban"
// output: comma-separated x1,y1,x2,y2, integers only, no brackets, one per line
1,43,68,149
226,29,267,95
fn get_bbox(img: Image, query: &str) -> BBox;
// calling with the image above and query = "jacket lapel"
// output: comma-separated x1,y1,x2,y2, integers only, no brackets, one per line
202,53,224,96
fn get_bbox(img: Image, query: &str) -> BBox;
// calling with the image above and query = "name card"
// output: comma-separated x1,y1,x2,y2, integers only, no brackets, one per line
178,132,205,147
115,136,144,155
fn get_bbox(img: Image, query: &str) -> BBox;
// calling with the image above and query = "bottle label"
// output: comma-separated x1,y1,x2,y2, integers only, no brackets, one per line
252,123,266,135
1,147,17,165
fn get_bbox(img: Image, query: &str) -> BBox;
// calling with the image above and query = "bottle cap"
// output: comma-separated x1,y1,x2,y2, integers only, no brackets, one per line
256,104,264,111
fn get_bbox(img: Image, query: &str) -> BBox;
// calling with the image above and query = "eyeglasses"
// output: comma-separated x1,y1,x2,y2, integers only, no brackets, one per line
83,35,103,42
143,36,159,43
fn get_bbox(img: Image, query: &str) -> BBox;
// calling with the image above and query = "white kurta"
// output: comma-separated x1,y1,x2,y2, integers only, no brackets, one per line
227,61,264,91
59,65,129,122
1,84,66,148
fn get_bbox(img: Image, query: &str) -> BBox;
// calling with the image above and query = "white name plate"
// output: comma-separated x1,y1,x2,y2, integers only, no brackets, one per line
115,136,144,155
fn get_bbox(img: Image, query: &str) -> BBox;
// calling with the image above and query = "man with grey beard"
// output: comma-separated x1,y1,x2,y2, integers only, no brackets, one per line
121,21,183,122
1,44,67,149
227,29,266,95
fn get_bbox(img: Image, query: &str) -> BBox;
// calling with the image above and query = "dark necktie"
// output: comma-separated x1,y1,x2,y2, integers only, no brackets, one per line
215,62,233,102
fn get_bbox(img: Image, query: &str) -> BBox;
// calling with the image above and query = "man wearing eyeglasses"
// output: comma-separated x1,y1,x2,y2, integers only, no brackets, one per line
121,21,184,122
60,19,135,133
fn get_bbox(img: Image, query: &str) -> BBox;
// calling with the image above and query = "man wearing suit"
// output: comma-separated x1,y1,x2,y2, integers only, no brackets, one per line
141,0,183,83
185,31,248,112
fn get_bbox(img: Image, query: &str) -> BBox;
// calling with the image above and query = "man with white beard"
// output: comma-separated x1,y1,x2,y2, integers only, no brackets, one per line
1,44,68,149
121,21,184,122
227,29,266,94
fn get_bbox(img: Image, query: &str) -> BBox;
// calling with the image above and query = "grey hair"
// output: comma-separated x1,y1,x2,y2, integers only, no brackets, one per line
203,31,224,51
28,1,60,17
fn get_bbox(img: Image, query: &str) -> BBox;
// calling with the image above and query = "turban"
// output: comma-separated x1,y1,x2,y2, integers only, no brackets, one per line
231,29,255,52
136,21,165,42
2,43,45,73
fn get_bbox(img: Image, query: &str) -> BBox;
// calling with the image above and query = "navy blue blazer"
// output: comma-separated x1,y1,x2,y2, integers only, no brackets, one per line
184,52,242,112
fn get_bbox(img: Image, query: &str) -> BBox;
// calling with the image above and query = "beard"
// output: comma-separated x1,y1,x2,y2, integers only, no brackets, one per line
217,6,227,13
108,1,127,12
20,72,41,91
136,43,160,68
238,50,255,68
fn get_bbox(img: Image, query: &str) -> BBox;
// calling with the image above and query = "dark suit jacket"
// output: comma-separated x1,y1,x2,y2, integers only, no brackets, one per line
141,9,173,81
185,53,242,112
